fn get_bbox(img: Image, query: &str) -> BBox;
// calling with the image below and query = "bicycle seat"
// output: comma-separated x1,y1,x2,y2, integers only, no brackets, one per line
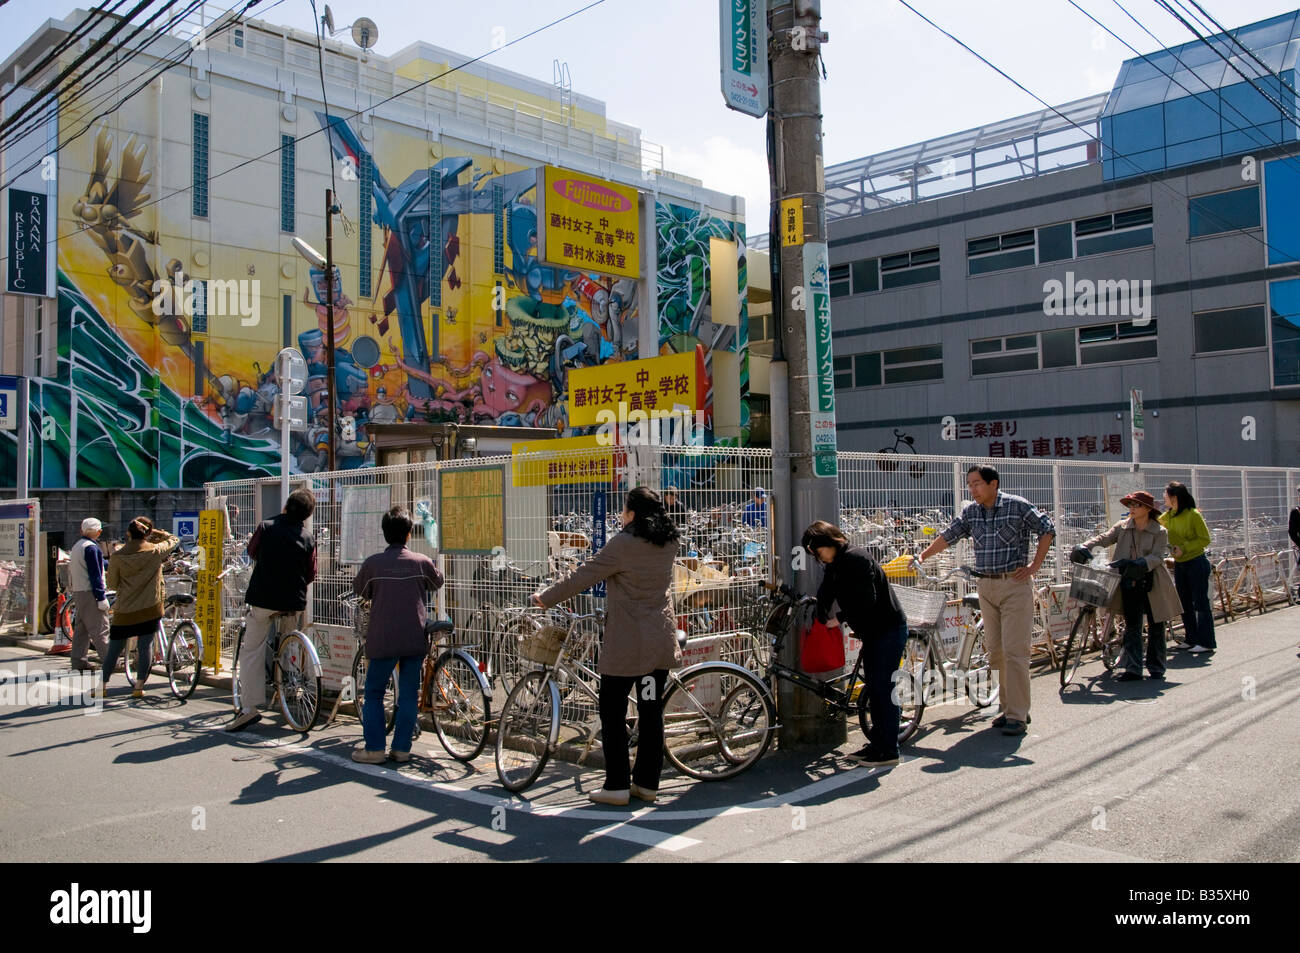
961,593,981,610
166,593,196,607
425,619,455,637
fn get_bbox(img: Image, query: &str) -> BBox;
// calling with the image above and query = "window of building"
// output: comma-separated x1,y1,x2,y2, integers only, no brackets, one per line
192,280,207,334
834,345,941,387
830,263,851,298
1264,159,1300,264
966,229,1034,275
1193,305,1267,353
425,167,441,307
192,112,209,218
233,28,244,48
283,293,293,348
1189,186,1260,238
880,246,940,289
829,258,880,299
279,134,295,232
971,321,1157,376
1074,206,1153,256
1267,277,1300,387
1037,222,1074,264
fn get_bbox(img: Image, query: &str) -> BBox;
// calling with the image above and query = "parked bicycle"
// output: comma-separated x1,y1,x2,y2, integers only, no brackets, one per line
229,601,322,731
905,560,999,714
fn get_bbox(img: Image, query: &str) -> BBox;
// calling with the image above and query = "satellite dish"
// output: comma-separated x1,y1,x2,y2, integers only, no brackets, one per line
322,4,335,34
352,17,378,51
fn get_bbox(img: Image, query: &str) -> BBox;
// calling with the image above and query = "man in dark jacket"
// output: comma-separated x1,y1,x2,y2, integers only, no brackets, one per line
350,506,443,763
226,489,317,732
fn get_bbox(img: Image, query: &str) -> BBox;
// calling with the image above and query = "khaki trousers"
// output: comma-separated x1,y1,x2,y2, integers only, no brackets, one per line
977,576,1034,723
70,591,109,666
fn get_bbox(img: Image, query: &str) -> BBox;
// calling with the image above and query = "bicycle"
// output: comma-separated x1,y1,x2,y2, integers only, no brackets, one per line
1058,563,1125,688
109,579,205,699
230,604,323,731
905,561,1000,715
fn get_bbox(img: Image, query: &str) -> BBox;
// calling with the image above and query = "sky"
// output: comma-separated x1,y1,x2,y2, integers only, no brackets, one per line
4,0,1300,236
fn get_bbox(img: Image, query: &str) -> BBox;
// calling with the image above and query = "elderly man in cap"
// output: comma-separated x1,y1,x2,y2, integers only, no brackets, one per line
69,518,111,672
742,487,768,528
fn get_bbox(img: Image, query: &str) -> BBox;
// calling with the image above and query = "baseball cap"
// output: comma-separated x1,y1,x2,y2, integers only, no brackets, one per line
754,487,767,497
82,518,102,533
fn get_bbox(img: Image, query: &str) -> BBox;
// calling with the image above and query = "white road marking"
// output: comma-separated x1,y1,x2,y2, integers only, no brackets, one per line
581,822,700,852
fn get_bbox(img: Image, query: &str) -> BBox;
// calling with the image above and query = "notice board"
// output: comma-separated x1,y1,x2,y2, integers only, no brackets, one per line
439,466,505,554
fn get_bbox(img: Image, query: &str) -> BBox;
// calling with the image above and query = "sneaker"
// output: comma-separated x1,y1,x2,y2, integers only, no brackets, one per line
847,746,900,767
587,788,630,806
1148,673,1166,681
225,711,263,733
1000,720,1028,736
1171,641,1191,651
388,750,411,763
1187,645,1215,655
71,661,94,673
351,748,387,764
992,713,1031,728
1116,672,1143,682
131,687,144,699
630,782,658,803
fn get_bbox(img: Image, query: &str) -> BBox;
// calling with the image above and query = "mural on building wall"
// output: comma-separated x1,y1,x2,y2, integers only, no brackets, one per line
2,113,747,489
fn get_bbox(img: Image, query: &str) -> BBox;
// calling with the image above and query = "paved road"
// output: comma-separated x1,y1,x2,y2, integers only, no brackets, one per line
2,607,1297,862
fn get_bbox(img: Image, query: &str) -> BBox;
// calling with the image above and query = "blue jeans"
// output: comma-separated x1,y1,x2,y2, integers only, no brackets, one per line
861,620,909,755
362,653,424,753
1174,555,1216,649
100,630,155,689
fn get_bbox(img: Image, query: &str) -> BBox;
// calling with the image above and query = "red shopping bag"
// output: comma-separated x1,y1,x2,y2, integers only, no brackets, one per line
800,619,846,674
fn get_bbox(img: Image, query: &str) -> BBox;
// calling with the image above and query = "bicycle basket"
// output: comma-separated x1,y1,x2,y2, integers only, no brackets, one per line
515,615,567,665
1069,565,1120,608
352,598,371,638
164,575,194,599
892,585,947,630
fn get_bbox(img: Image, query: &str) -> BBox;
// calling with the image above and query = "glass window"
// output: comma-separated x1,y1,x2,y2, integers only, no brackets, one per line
851,258,878,294
967,236,1000,256
830,264,851,299
968,248,1034,275
1264,159,1300,264
1114,207,1153,229
1268,278,1300,387
1075,214,1113,236
1001,230,1035,249
880,253,911,271
833,354,853,389
972,353,1038,376
884,344,943,365
854,352,881,387
1080,323,1118,344
1193,306,1267,353
1042,328,1077,367
1076,227,1154,256
1006,334,1037,350
882,264,940,289
884,363,944,384
971,338,1003,355
910,247,940,266
1079,339,1158,364
280,134,295,233
192,112,209,218
1037,223,1073,263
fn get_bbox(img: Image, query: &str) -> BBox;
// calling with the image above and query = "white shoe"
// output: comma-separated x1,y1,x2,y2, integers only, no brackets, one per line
630,782,658,803
1187,645,1214,654
587,788,630,806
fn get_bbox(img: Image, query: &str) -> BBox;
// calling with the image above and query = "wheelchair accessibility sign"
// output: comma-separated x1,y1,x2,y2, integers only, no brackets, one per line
173,512,199,539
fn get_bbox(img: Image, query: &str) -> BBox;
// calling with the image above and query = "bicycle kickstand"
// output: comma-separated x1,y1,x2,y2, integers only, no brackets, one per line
322,675,358,729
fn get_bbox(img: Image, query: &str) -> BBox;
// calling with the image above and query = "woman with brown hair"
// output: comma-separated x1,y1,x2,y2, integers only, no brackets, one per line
802,520,909,766
98,517,180,697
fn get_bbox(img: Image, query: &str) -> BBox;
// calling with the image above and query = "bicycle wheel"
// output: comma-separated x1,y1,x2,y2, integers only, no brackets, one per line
962,621,999,708
1060,609,1096,688
495,671,560,793
431,651,490,761
660,663,774,781
1101,614,1125,671
43,598,57,634
231,627,245,713
860,634,928,746
350,648,396,731
276,632,321,732
166,621,203,699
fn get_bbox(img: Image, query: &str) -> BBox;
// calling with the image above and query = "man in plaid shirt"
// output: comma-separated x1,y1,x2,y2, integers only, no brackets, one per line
918,465,1055,736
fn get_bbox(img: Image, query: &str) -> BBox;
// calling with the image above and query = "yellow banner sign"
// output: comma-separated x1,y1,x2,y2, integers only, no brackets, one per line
540,165,640,279
195,510,225,673
512,434,618,486
781,197,804,247
567,351,700,428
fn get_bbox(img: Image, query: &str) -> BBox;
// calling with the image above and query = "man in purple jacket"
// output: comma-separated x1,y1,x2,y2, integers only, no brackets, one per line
69,518,111,672
351,506,444,763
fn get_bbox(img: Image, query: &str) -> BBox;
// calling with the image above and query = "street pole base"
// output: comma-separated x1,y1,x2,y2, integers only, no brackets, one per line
777,711,847,749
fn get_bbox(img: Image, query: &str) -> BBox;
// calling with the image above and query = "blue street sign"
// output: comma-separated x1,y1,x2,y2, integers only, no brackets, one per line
591,490,607,599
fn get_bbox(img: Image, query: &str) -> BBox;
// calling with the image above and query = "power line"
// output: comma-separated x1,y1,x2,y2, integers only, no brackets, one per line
0,1,125,107
1175,0,1300,103
896,0,1300,266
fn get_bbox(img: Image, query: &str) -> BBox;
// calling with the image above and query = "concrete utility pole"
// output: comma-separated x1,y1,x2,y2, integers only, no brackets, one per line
324,188,340,474
769,0,843,748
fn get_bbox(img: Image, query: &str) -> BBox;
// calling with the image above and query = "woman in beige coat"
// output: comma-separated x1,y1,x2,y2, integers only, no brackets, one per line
1074,491,1180,682
100,517,180,697
533,487,681,806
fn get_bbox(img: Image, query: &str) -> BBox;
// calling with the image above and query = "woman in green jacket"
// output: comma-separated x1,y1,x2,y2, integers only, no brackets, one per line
1159,482,1216,654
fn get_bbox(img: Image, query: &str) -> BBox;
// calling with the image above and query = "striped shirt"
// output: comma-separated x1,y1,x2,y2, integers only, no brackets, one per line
940,491,1056,574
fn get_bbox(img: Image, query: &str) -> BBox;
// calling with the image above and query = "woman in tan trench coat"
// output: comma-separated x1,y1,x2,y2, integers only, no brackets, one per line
1074,491,1181,681
533,487,681,806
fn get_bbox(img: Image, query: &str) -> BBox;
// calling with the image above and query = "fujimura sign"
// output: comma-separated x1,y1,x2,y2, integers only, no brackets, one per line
537,166,640,280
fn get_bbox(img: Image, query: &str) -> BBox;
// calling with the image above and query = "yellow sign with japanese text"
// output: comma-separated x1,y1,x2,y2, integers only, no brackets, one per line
512,434,618,486
781,197,804,247
566,351,700,428
195,509,225,673
539,165,640,279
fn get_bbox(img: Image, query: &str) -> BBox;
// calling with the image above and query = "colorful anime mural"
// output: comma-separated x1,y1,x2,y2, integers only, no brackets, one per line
2,111,746,489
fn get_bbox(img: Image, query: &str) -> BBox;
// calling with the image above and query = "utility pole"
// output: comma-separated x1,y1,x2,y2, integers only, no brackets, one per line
769,0,842,748
324,188,339,474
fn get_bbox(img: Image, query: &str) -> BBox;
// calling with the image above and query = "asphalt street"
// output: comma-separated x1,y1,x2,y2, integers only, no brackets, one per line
2,606,1297,863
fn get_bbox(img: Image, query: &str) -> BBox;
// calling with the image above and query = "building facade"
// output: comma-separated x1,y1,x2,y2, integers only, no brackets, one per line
823,11,1300,469
1,6,751,540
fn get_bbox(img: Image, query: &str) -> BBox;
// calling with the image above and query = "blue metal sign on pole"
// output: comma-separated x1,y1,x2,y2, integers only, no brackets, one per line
590,490,607,598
